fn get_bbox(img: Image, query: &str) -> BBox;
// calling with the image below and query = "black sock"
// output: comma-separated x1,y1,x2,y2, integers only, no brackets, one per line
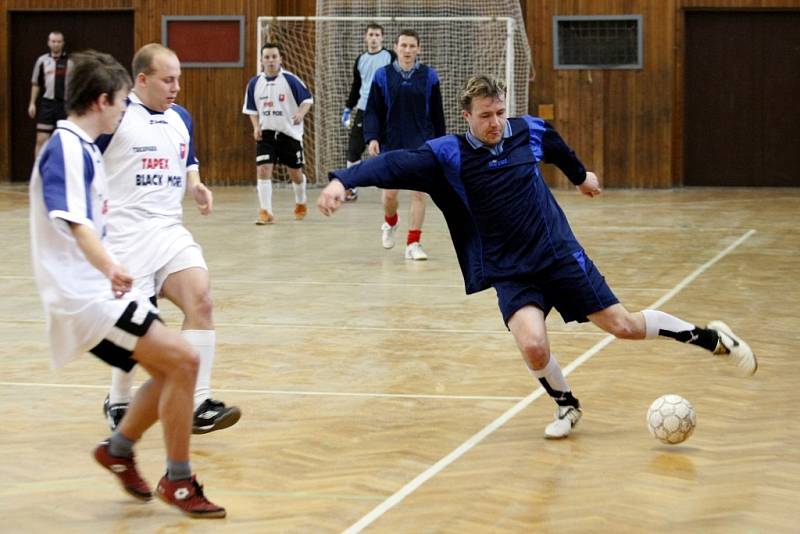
659,327,719,352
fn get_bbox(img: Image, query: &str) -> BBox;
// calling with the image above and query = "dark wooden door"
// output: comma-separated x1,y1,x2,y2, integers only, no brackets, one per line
685,11,800,186
10,11,134,182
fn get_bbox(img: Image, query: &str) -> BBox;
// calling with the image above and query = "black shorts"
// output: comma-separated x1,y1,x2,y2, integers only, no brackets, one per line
89,300,162,372
347,109,366,163
256,130,304,168
494,249,619,327
36,98,66,132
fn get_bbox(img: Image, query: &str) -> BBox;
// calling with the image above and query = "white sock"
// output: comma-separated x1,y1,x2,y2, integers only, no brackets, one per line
641,309,695,339
530,354,570,395
257,179,273,212
109,366,136,404
182,329,216,410
292,174,307,204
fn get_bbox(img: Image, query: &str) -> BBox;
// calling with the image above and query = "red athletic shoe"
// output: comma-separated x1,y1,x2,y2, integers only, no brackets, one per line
156,474,226,518
93,440,152,501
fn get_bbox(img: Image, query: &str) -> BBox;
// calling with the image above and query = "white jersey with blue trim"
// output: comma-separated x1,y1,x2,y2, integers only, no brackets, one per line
242,69,313,142
101,92,201,279
29,120,123,367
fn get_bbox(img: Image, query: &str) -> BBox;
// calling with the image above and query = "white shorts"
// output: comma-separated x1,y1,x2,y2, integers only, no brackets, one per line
48,295,159,369
134,243,207,298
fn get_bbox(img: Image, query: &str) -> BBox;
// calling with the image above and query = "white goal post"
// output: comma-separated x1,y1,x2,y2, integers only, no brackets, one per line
257,15,531,184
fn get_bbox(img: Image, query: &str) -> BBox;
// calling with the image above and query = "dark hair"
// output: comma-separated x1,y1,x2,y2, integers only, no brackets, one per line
459,75,507,111
365,23,384,35
396,29,420,45
66,50,132,115
261,42,283,55
132,43,176,77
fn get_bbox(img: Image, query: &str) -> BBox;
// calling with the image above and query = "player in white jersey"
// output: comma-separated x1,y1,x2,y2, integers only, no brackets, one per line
29,50,225,518
243,42,313,224
98,43,241,436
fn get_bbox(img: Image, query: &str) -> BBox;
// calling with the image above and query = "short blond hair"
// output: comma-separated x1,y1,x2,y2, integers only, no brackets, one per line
459,75,507,111
132,43,176,77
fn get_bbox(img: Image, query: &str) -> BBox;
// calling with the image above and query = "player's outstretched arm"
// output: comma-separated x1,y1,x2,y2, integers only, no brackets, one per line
68,222,132,298
188,169,213,215
317,179,346,216
577,171,602,198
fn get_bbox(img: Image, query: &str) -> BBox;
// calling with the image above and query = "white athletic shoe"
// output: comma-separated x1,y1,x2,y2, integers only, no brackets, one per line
544,405,582,439
708,320,758,376
404,242,428,261
381,222,398,249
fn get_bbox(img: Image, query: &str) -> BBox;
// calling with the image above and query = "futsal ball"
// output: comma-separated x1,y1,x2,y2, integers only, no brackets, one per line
646,394,696,445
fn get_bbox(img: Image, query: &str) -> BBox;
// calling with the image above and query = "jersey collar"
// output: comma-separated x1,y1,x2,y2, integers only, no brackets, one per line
55,119,95,144
465,120,513,156
128,91,167,115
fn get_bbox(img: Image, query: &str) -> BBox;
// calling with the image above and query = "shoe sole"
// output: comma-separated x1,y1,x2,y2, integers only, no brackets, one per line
193,407,242,435
708,320,758,376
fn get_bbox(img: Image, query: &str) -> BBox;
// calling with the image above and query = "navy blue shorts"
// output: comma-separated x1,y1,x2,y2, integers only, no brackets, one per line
493,249,618,327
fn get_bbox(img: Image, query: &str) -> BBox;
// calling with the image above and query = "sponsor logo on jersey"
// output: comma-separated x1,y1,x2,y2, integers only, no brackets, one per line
279,94,286,102
141,157,170,170
149,119,168,125
180,143,187,159
133,146,158,153
488,158,509,168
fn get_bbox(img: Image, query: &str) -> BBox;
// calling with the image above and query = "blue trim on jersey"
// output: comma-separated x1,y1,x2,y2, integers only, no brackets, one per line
522,115,546,161
40,130,95,219
172,104,199,167
245,76,258,112
283,72,312,105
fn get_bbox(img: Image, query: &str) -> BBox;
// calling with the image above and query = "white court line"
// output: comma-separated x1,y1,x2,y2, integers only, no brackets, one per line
342,229,756,534
0,381,524,401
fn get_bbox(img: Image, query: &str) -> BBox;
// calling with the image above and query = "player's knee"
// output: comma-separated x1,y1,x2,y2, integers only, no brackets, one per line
519,338,549,367
192,291,214,320
171,347,199,382
606,317,638,339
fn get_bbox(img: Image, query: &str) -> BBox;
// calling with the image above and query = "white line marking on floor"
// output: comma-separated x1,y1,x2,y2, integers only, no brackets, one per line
342,229,756,533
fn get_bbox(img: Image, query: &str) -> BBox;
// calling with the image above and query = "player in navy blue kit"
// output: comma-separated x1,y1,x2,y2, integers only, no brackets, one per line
341,22,395,202
318,75,757,439
243,42,313,224
364,29,445,260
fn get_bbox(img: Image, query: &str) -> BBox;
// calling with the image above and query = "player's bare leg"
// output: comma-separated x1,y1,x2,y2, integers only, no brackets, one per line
508,305,581,438
588,304,757,375
161,267,242,434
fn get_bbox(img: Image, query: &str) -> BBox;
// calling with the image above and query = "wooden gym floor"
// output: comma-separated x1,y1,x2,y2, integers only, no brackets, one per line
0,184,798,533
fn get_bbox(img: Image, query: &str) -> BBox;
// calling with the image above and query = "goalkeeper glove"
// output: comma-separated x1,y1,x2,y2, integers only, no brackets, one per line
341,107,352,128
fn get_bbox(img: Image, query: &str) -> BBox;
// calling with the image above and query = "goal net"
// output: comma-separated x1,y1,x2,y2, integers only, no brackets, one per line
257,3,531,185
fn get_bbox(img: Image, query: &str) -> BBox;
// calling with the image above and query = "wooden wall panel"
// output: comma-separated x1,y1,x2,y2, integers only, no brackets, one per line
3,0,799,186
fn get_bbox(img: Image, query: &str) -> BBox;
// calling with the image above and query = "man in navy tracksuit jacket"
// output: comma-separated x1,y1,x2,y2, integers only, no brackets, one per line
319,75,757,439
364,29,445,261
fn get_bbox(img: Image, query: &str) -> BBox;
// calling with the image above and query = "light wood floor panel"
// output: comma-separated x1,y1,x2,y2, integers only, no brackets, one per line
1,185,798,532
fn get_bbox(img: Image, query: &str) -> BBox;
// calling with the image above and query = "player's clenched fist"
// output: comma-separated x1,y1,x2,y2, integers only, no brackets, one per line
317,179,346,216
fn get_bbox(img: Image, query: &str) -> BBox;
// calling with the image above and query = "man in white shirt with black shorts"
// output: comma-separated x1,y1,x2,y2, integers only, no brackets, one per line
98,43,240,436
243,42,313,224
30,49,225,518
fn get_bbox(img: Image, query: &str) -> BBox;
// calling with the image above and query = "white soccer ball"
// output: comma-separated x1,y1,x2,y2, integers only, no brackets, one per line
646,394,696,445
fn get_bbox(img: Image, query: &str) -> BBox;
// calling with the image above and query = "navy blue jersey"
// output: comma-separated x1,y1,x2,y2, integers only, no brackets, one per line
330,116,587,294
363,62,446,151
